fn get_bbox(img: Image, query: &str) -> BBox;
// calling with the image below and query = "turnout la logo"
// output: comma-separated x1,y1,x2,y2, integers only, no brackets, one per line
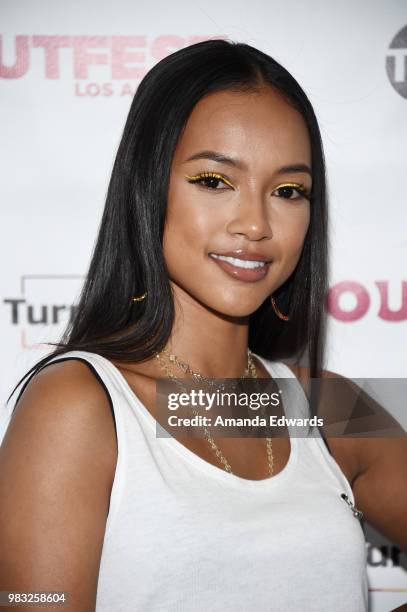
386,24,407,98
3,275,83,350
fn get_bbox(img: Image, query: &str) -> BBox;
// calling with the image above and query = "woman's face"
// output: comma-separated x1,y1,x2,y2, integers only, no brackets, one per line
163,86,312,318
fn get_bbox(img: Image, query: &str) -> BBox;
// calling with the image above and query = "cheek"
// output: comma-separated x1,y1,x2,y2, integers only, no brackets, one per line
162,186,218,270
274,204,310,263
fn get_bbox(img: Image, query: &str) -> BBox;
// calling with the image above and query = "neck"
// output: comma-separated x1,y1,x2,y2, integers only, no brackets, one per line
166,283,251,379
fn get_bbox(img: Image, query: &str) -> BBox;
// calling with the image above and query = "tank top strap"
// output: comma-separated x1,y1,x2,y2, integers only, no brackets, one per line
43,350,120,392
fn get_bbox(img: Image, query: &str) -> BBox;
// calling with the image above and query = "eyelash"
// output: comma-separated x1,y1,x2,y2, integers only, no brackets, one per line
185,172,235,190
184,171,312,201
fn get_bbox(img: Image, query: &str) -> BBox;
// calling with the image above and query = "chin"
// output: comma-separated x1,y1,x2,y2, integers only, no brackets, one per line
204,296,264,319
171,280,267,318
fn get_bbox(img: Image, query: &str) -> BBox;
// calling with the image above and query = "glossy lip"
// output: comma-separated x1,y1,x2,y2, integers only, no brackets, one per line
209,252,271,282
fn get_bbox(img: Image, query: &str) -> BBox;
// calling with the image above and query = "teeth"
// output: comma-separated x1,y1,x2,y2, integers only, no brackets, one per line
210,254,266,269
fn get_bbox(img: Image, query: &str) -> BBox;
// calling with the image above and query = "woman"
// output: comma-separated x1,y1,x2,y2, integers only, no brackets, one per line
0,39,406,611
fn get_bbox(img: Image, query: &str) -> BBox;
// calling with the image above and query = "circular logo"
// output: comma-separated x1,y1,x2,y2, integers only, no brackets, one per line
386,24,407,98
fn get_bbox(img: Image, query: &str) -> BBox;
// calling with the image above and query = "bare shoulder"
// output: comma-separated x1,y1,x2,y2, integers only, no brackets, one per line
4,359,117,474
0,359,117,610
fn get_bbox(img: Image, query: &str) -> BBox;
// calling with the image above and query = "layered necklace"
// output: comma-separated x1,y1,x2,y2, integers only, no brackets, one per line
155,347,274,476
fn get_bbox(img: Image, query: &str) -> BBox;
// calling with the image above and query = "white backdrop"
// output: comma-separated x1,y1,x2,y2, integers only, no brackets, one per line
1,1,406,609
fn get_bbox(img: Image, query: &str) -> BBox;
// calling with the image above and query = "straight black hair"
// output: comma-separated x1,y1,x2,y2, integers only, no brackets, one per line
7,38,329,408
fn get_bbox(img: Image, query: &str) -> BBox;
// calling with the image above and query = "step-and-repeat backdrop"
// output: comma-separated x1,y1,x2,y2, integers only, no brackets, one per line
1,1,406,609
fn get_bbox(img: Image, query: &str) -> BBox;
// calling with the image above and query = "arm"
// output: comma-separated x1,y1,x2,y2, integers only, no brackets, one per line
0,360,117,611
350,433,407,552
284,362,407,552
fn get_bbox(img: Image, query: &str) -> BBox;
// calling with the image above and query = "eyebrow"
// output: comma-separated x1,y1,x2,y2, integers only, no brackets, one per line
183,150,312,177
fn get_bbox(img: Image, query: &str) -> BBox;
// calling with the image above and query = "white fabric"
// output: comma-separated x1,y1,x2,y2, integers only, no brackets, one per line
1,350,368,611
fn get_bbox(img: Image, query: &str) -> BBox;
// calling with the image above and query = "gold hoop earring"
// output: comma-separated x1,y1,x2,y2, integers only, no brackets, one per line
270,295,290,321
132,292,147,302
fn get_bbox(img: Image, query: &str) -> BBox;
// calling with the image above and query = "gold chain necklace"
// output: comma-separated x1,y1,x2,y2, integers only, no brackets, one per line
155,348,274,477
158,347,254,390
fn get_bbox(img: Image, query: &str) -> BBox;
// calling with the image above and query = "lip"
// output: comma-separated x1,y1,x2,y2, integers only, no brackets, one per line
208,252,271,283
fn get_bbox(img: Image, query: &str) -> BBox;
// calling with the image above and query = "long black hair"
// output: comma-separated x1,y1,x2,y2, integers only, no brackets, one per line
7,38,329,406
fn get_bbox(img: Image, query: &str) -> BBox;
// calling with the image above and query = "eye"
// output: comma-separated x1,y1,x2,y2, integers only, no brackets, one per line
185,172,234,191
272,183,311,201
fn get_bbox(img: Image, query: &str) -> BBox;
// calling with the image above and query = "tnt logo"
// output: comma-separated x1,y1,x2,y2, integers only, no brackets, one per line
386,24,407,98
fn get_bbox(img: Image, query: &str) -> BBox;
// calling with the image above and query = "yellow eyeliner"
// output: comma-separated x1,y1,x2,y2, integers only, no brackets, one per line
274,182,305,191
184,172,235,189
273,182,311,199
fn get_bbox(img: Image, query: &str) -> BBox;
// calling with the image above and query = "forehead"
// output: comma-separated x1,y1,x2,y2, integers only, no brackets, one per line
173,87,311,169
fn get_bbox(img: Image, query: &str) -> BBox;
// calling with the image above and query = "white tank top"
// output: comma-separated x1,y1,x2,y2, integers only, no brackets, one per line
1,350,369,611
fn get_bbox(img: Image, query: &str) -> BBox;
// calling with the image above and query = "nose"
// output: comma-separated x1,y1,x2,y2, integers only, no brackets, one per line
226,193,273,241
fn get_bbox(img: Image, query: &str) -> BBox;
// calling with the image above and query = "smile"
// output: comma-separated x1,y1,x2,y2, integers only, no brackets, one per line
209,253,271,282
